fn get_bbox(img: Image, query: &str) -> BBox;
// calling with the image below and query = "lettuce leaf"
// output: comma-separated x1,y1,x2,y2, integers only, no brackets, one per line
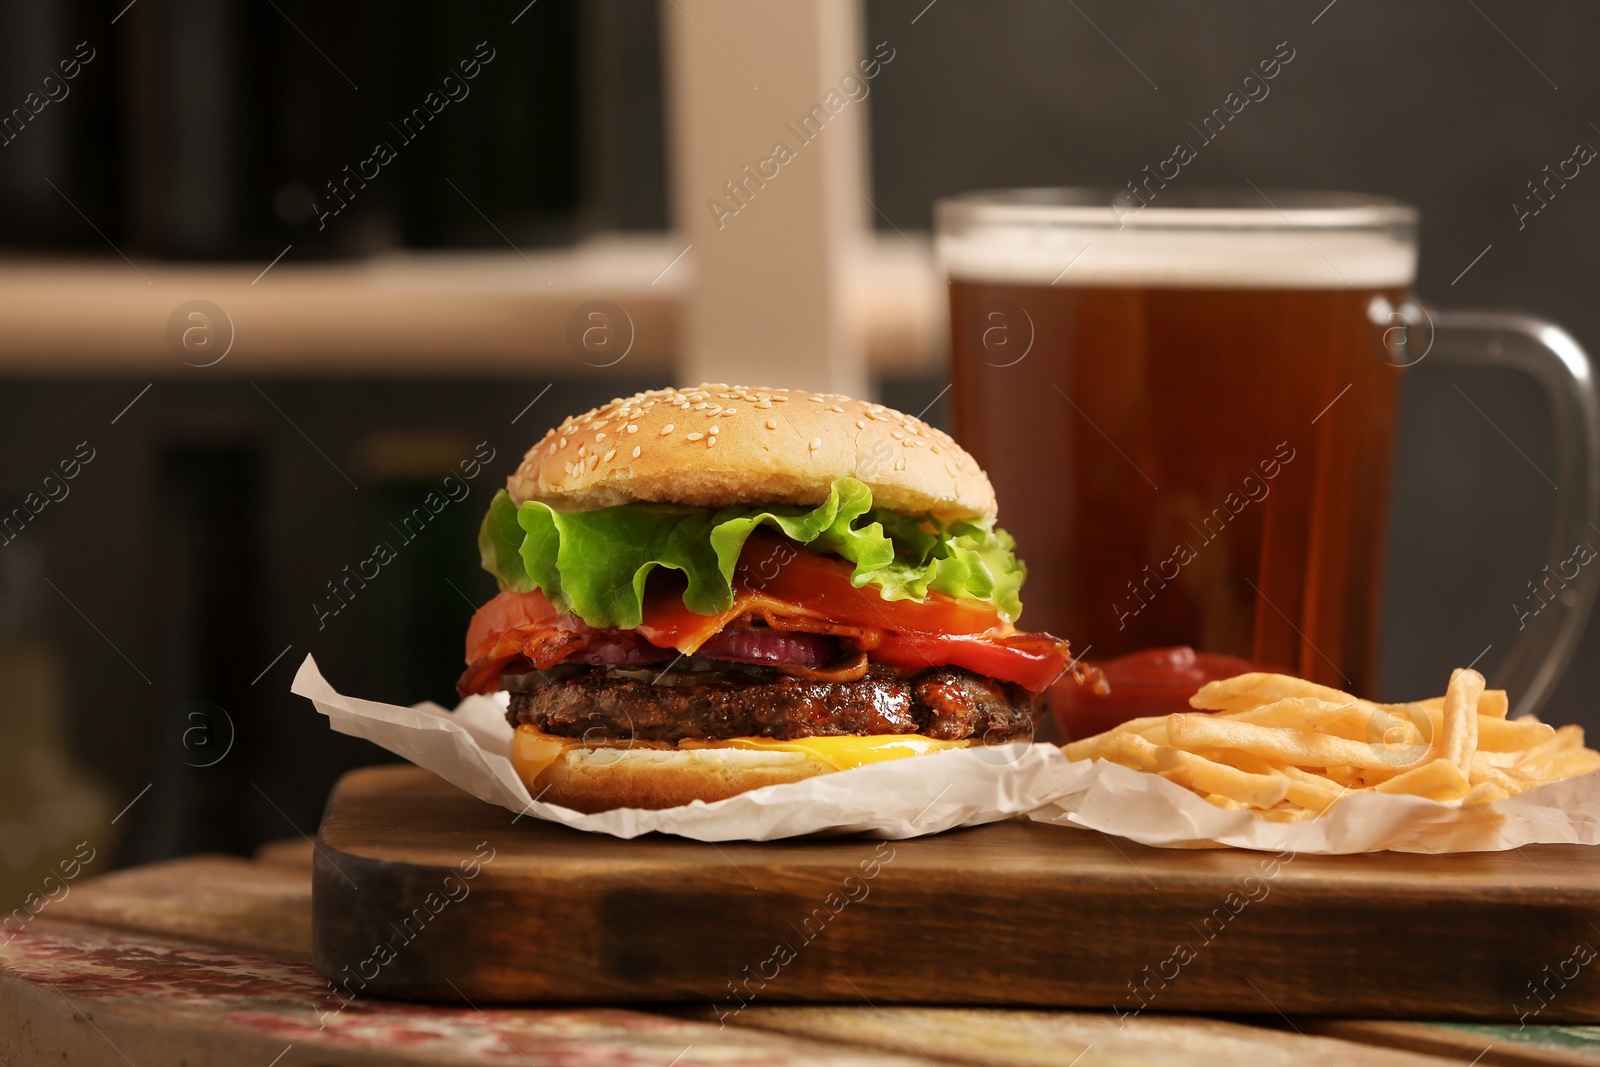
477,477,1026,628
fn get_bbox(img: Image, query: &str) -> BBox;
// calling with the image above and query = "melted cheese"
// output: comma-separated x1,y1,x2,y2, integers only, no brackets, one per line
509,724,966,784
509,726,575,784
686,733,968,770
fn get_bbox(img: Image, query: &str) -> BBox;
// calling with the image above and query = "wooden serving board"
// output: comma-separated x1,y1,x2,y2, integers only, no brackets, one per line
313,765,1600,1020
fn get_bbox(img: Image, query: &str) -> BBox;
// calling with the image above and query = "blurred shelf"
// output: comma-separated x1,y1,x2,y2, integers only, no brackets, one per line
0,234,944,378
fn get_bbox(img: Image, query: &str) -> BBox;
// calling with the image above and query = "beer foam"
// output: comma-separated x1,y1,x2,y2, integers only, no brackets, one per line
939,207,1416,289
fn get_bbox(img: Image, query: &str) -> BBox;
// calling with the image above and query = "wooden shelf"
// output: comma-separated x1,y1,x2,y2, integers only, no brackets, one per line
0,234,944,378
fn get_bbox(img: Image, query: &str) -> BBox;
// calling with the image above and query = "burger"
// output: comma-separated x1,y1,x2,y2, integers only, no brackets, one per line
459,384,1075,812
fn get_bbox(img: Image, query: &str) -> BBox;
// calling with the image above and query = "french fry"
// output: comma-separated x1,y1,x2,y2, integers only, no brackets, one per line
1516,724,1585,773
1061,715,1169,761
1373,758,1472,802
1191,673,1376,713
1440,668,1485,776
1319,706,1390,742
1479,716,1557,752
1229,698,1361,731
1410,692,1506,717
1061,734,1110,763
1108,731,1162,772
1472,748,1526,769
1062,665,1600,822
1211,751,1281,776
1256,803,1316,822
1166,714,1426,771
1542,747,1600,781
1153,748,1291,808
1101,714,1171,739
1468,759,1532,794
1354,704,1433,770
1479,690,1509,719
1465,782,1511,805
1280,766,1349,813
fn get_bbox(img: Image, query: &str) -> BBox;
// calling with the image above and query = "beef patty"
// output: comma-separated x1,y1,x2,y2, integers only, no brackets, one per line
506,664,1041,743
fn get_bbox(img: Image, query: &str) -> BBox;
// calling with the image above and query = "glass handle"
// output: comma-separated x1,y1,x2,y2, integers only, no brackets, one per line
1421,309,1600,718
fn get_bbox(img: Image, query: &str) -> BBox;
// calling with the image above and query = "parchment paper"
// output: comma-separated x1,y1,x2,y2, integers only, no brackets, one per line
292,656,1600,851
291,655,1074,842
1027,755,1600,853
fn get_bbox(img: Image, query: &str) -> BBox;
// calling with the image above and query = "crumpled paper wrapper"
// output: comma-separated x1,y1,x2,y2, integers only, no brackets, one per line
291,656,1073,842
1028,756,1600,854
293,656,1600,851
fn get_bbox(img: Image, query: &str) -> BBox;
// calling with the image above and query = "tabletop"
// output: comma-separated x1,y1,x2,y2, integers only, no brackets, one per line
3,839,1599,1067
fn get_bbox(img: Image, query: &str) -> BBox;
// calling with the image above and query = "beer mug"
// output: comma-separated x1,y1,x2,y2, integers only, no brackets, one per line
936,188,1599,717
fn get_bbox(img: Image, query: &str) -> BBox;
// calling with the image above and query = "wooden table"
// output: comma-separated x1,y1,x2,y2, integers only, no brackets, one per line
3,840,1599,1066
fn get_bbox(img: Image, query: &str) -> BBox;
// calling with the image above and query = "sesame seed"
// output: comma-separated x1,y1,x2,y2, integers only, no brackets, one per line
604,449,616,463
856,419,866,430
891,431,905,440
809,437,821,451
807,396,825,404
596,432,607,441
588,454,599,469
724,408,737,416
756,399,772,409
578,444,588,457
766,418,778,429
627,424,638,433
693,402,708,410
826,404,844,413
661,424,675,435
558,436,568,448
895,457,906,471
772,395,788,403
632,445,642,459
686,432,704,441
709,425,720,435
708,436,717,447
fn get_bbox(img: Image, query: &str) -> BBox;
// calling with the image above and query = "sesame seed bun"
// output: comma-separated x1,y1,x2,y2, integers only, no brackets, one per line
508,384,997,521
516,743,838,813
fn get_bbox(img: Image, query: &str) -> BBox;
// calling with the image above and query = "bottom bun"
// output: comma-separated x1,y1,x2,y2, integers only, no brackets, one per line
520,745,839,813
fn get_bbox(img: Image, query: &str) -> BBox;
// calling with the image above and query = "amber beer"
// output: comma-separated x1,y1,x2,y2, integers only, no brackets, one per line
939,190,1418,695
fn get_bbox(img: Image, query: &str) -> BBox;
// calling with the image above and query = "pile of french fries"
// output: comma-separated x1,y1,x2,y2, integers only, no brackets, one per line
1062,668,1600,822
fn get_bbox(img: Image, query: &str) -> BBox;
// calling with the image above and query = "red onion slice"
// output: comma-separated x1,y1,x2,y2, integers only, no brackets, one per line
695,626,837,666
569,635,675,665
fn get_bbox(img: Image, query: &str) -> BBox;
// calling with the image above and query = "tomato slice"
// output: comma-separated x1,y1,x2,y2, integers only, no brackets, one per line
872,631,1071,693
460,537,1070,695
738,536,1010,637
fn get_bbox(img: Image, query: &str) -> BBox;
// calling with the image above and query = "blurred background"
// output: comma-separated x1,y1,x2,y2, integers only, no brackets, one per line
1,0,1597,889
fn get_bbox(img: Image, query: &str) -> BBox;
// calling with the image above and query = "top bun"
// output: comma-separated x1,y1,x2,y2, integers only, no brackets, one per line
508,384,997,521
